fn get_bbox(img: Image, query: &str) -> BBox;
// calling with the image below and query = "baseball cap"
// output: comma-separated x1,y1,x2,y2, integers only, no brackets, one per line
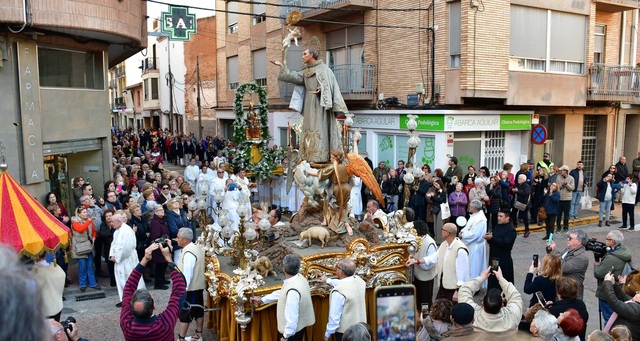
451,302,475,325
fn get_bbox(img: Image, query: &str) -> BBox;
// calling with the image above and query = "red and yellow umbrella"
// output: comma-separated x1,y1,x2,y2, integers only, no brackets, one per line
0,167,70,258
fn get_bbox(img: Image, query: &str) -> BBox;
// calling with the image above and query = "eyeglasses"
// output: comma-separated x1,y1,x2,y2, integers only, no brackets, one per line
605,238,613,241
86,188,93,191
162,187,169,190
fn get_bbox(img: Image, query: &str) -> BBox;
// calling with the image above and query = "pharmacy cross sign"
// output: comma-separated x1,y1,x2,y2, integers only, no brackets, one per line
161,5,197,41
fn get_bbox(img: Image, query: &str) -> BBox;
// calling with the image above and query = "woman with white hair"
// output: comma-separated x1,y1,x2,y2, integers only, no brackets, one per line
468,177,489,214
511,173,531,238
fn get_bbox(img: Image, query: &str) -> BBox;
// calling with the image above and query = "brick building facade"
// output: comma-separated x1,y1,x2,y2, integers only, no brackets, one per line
213,0,640,185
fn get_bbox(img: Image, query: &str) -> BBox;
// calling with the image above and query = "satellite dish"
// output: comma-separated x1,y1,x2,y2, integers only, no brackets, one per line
456,216,467,227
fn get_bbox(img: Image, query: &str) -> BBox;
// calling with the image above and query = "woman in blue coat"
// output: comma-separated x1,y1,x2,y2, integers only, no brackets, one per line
165,197,190,262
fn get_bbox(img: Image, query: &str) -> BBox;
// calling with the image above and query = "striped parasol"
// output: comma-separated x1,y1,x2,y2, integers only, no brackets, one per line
0,165,70,258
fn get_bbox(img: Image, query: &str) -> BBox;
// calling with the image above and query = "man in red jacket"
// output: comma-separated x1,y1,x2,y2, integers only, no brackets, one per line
120,241,186,341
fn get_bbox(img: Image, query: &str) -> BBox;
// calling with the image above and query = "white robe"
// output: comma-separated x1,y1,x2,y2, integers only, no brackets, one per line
184,165,200,188
349,177,363,215
221,189,241,231
109,223,145,301
460,210,488,284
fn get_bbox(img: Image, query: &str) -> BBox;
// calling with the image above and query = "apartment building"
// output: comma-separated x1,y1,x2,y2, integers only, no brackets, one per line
0,0,147,207
214,0,640,186
110,18,188,134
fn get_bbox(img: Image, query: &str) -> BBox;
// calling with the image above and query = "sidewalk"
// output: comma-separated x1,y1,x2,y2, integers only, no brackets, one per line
515,201,634,235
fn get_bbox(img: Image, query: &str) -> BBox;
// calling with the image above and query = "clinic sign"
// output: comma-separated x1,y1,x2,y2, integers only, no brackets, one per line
400,113,530,131
161,5,197,41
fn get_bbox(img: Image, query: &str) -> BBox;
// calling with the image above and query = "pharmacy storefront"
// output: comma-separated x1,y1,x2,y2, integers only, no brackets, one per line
350,110,533,174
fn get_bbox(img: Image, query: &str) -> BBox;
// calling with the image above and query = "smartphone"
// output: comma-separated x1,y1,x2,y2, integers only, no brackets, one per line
375,285,416,340
548,233,554,245
535,291,546,308
533,254,539,268
490,257,500,271
421,303,429,319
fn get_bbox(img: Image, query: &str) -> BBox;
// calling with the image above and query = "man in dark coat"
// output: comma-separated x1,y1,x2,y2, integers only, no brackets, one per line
484,209,516,291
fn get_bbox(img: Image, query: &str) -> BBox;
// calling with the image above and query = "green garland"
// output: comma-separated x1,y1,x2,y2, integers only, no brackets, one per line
228,82,274,181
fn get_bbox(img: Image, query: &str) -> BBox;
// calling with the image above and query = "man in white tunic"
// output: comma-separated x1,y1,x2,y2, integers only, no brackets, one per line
184,158,200,189
109,210,145,305
460,199,488,285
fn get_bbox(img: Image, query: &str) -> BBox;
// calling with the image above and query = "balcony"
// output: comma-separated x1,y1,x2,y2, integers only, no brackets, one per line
279,64,375,102
115,97,125,106
588,64,640,103
280,0,374,26
594,0,640,12
331,64,375,100
142,57,156,71
115,65,125,78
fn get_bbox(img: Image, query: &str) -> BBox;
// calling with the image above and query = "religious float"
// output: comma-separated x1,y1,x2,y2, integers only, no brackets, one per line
195,14,429,340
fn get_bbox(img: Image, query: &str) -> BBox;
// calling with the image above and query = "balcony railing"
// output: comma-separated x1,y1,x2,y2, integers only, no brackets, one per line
588,64,640,102
280,0,374,24
142,57,156,71
331,63,375,100
279,64,375,102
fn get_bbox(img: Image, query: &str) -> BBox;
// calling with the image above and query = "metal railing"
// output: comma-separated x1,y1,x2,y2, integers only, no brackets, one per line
279,0,374,18
331,63,375,96
143,57,156,70
588,63,640,101
278,64,375,101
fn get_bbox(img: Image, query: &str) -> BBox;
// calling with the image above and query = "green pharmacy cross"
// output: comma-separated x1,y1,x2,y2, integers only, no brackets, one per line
161,5,197,41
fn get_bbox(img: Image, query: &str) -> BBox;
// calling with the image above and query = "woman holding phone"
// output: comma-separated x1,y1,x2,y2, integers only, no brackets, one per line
524,254,562,307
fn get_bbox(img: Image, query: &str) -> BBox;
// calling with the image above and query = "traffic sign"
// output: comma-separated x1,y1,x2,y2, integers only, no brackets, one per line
531,124,547,145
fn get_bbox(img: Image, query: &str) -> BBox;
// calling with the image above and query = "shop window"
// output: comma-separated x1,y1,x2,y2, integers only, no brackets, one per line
377,133,435,169
38,48,105,89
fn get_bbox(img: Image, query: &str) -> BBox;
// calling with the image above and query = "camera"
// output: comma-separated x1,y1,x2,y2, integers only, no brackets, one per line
585,238,608,262
153,234,170,248
60,316,76,332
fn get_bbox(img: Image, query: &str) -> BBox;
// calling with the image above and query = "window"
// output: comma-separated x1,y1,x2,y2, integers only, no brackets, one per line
510,6,586,74
38,47,104,89
449,0,461,68
144,79,149,100
228,56,239,90
327,26,365,91
594,24,605,64
252,2,266,25
253,49,267,87
150,78,159,99
227,1,239,34
376,133,436,169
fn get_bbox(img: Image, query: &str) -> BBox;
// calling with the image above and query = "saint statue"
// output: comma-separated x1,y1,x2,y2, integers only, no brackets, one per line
271,47,348,163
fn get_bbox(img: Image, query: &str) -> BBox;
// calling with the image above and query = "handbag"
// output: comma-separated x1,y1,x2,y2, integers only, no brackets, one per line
514,193,530,211
538,196,549,221
581,187,592,209
73,225,93,256
537,207,547,221
440,202,451,220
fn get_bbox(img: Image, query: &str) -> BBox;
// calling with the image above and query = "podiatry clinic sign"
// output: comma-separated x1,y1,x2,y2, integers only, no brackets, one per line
398,112,531,131
161,5,197,41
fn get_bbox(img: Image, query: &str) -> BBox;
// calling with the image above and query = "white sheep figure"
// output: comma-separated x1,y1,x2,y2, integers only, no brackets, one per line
299,226,331,248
